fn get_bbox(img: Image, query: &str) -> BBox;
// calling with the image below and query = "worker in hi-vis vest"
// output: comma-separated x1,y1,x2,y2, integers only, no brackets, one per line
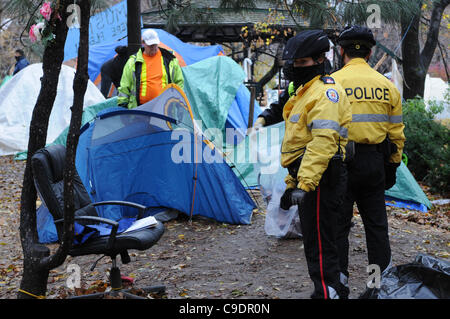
118,29,184,109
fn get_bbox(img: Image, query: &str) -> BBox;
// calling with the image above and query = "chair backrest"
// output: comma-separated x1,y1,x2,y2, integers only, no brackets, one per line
31,144,94,223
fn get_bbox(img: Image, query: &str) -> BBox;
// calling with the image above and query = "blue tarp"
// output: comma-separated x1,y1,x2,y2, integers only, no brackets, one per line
37,203,138,244
385,196,429,213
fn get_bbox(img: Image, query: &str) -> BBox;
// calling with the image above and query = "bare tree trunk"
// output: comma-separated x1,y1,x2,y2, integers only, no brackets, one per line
18,2,70,298
18,0,91,298
401,0,449,100
401,2,423,100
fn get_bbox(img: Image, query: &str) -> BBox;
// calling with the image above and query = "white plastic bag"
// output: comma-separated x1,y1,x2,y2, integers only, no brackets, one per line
263,178,302,239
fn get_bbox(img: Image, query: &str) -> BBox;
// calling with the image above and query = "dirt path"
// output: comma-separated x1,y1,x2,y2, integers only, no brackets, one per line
0,155,449,299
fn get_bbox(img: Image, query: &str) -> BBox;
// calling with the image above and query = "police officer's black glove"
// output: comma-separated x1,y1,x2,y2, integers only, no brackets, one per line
280,188,307,210
291,188,307,206
385,162,400,190
280,188,294,210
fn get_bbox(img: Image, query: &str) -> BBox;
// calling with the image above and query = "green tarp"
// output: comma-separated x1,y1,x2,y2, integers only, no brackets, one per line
181,56,245,136
385,161,431,208
0,76,12,88
227,122,286,188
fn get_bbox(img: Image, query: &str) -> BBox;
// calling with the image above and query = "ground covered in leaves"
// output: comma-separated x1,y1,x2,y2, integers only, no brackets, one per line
0,155,449,299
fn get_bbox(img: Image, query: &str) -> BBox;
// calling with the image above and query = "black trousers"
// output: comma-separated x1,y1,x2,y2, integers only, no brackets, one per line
298,161,347,299
336,150,391,281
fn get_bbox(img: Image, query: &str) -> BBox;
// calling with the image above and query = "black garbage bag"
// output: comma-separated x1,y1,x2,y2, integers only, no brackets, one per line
360,254,450,299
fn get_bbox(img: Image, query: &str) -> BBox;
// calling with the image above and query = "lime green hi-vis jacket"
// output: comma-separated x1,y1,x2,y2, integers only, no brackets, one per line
117,47,184,109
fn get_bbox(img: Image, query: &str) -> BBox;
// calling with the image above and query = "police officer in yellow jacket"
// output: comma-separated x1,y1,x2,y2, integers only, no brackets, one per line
279,30,352,299
253,59,333,130
332,26,406,297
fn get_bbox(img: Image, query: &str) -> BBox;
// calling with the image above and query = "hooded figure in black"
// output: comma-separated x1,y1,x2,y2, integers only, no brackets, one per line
100,46,129,98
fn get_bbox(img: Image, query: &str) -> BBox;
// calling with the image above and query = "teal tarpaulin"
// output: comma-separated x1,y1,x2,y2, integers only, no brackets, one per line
182,56,246,137
0,76,12,88
385,161,432,209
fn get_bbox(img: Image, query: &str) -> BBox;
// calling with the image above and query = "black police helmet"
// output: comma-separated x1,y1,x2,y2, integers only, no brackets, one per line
282,30,330,61
338,25,376,49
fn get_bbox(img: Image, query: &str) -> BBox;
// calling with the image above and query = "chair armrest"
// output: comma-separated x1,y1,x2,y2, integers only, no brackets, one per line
54,216,119,227
54,216,119,251
92,200,147,219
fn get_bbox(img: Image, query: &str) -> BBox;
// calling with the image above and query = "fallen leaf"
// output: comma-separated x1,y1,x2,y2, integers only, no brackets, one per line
436,251,449,258
171,264,187,270
231,289,246,297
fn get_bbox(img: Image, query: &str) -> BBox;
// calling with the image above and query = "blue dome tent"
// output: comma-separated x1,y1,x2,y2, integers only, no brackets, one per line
37,84,256,243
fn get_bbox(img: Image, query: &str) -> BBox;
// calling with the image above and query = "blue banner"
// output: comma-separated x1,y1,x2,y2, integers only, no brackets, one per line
64,0,139,61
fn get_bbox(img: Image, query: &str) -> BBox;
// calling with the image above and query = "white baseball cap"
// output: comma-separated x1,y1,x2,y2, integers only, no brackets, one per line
142,29,160,46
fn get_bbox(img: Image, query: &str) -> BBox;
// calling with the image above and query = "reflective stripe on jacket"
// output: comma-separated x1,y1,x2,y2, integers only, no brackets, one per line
331,58,405,163
281,75,352,192
288,81,295,97
117,47,184,109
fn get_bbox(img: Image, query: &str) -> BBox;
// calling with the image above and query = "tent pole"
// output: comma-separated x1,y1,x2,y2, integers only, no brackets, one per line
247,86,256,129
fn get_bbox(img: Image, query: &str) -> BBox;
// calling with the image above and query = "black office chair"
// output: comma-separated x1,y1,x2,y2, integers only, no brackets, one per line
31,144,165,299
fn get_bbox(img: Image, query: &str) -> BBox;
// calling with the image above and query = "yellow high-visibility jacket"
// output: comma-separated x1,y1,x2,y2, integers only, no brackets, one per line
281,75,352,192
332,58,405,163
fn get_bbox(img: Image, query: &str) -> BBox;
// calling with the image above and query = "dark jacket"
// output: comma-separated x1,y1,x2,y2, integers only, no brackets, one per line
258,85,290,126
100,53,129,89
13,56,29,75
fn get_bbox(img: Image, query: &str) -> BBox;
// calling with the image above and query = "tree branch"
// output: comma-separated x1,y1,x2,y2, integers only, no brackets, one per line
437,39,450,81
256,43,284,88
420,0,449,68
283,0,303,28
